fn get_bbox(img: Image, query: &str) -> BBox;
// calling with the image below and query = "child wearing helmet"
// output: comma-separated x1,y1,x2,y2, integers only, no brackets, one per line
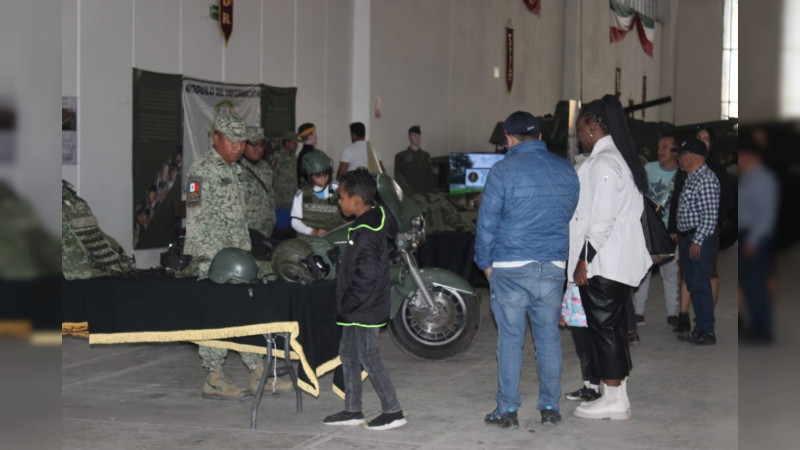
290,150,347,237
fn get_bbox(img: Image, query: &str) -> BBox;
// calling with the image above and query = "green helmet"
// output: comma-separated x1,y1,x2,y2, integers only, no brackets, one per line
302,150,333,177
208,247,259,284
271,238,330,284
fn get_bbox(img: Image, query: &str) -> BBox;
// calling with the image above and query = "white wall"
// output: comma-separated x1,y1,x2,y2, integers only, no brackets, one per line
62,0,724,268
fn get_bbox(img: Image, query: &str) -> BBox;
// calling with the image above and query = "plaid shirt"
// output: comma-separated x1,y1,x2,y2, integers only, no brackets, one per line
677,163,720,245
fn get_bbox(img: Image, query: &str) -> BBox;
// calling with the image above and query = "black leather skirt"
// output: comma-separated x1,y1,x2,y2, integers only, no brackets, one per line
579,276,633,380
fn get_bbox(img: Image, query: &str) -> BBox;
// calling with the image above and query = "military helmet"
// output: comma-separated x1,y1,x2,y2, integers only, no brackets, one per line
302,150,333,177
271,238,330,284
208,247,259,284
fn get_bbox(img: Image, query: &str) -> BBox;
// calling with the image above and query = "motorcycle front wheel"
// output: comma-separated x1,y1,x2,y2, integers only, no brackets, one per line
389,285,480,360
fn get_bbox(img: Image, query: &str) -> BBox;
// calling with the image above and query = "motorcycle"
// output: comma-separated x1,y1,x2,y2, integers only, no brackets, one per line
271,173,480,360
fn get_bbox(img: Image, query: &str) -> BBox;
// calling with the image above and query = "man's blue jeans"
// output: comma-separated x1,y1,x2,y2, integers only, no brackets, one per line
681,232,717,334
489,262,564,413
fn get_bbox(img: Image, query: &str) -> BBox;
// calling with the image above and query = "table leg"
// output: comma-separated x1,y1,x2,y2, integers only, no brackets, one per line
250,334,274,429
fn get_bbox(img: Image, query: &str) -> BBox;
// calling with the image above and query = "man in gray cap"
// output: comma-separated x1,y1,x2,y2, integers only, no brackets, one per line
270,131,301,207
394,125,437,196
239,125,276,238
184,108,291,400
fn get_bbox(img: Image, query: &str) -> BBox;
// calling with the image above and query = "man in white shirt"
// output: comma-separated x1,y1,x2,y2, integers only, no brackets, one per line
336,122,385,182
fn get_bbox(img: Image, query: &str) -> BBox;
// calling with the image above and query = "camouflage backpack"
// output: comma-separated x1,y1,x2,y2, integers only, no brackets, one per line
62,180,134,279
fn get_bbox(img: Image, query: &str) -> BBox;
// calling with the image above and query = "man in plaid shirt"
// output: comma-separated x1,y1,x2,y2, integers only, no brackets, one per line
675,138,720,345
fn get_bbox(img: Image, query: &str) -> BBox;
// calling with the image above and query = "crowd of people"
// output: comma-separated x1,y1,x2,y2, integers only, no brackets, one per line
176,96,743,431
476,95,742,427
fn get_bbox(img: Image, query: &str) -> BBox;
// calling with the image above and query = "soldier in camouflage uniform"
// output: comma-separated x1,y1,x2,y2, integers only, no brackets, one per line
291,150,347,237
394,125,438,196
270,131,300,207
239,126,276,238
185,109,292,400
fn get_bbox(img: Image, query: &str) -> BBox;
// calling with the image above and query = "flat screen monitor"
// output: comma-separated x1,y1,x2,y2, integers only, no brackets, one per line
449,152,506,195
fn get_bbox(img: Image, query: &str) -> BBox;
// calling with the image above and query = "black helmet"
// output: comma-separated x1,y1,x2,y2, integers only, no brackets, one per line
302,150,333,177
208,247,259,284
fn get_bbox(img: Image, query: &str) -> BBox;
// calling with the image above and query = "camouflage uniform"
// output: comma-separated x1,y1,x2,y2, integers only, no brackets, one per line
394,147,437,196
238,128,276,238
184,148,251,278
269,146,299,207
411,192,476,234
184,110,263,380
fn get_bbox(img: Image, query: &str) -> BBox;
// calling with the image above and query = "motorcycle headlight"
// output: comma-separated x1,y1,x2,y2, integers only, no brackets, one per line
410,215,424,232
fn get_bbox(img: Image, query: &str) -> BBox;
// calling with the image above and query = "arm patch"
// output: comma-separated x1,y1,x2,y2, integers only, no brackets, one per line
186,177,202,207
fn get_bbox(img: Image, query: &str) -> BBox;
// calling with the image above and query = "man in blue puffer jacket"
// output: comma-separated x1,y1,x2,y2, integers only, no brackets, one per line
475,111,579,429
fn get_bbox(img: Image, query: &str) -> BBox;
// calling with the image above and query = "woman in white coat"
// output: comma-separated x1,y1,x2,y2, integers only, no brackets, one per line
568,95,652,421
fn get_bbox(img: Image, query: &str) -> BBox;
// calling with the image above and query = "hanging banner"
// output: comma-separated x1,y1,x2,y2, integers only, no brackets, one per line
218,0,233,45
132,69,183,249
261,85,297,139
522,0,541,15
506,27,514,93
181,77,261,170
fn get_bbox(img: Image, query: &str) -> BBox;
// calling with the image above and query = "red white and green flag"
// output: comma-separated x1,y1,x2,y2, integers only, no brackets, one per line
610,0,654,56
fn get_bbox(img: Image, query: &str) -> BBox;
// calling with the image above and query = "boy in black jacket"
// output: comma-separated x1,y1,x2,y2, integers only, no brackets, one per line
322,168,406,430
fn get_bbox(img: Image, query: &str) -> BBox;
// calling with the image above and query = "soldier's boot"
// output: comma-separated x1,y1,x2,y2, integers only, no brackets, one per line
202,368,251,400
250,360,294,395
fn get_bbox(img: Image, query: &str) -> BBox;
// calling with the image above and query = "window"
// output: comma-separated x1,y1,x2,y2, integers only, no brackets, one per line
721,0,738,119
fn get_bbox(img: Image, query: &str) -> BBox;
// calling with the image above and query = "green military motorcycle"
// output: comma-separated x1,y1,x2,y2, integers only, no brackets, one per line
271,174,480,360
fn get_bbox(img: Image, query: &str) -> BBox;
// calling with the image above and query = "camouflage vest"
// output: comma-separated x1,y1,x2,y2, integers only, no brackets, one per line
301,184,346,231
62,181,135,279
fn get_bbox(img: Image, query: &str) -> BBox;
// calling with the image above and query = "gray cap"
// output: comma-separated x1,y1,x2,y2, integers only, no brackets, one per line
213,108,248,143
246,126,265,142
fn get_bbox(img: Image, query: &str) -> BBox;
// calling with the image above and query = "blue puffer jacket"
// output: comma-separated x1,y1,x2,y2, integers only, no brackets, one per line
474,139,579,270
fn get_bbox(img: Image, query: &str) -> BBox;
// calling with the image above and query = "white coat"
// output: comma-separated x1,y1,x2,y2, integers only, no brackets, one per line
568,135,652,287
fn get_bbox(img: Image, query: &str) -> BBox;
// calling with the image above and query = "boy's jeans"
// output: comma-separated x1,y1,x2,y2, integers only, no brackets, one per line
340,325,402,414
489,261,564,413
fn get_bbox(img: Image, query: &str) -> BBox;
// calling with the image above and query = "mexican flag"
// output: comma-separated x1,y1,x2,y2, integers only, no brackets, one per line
610,0,654,56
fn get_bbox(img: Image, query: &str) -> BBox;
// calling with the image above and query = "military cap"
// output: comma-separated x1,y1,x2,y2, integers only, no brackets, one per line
246,125,265,142
213,108,248,142
282,131,300,142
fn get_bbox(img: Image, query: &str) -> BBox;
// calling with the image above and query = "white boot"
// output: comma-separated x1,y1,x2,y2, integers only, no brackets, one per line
574,380,631,421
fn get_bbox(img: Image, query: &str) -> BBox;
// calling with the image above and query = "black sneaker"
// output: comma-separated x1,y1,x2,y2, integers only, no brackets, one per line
365,411,406,430
540,409,562,426
635,314,646,326
565,386,601,402
688,332,717,346
484,408,519,429
673,314,691,334
666,315,679,328
323,410,365,426
627,331,641,345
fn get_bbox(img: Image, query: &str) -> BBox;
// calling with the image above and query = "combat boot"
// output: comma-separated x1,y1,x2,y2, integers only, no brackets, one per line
202,368,251,400
250,361,294,395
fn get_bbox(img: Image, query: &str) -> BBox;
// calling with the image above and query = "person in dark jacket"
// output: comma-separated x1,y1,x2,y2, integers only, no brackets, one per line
475,111,579,428
322,168,406,431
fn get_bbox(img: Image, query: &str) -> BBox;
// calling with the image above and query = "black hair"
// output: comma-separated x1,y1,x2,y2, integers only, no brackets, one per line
578,95,648,194
658,132,678,151
696,127,719,162
349,122,366,138
340,168,376,205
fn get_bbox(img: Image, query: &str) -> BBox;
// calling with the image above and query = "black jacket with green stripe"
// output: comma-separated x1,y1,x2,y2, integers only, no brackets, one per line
335,205,398,326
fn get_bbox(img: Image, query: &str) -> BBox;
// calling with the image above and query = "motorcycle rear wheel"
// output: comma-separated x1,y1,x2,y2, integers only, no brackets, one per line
389,285,480,360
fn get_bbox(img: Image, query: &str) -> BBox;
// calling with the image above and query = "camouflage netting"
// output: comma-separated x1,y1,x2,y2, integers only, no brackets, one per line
410,193,476,234
62,180,134,280
0,181,61,280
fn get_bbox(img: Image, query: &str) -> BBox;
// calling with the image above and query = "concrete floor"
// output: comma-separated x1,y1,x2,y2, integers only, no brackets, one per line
63,245,741,450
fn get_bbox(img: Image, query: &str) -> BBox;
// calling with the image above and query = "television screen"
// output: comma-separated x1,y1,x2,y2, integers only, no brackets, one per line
449,152,506,195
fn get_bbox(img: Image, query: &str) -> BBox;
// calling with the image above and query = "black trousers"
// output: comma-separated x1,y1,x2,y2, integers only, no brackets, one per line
579,276,633,380
570,326,601,385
